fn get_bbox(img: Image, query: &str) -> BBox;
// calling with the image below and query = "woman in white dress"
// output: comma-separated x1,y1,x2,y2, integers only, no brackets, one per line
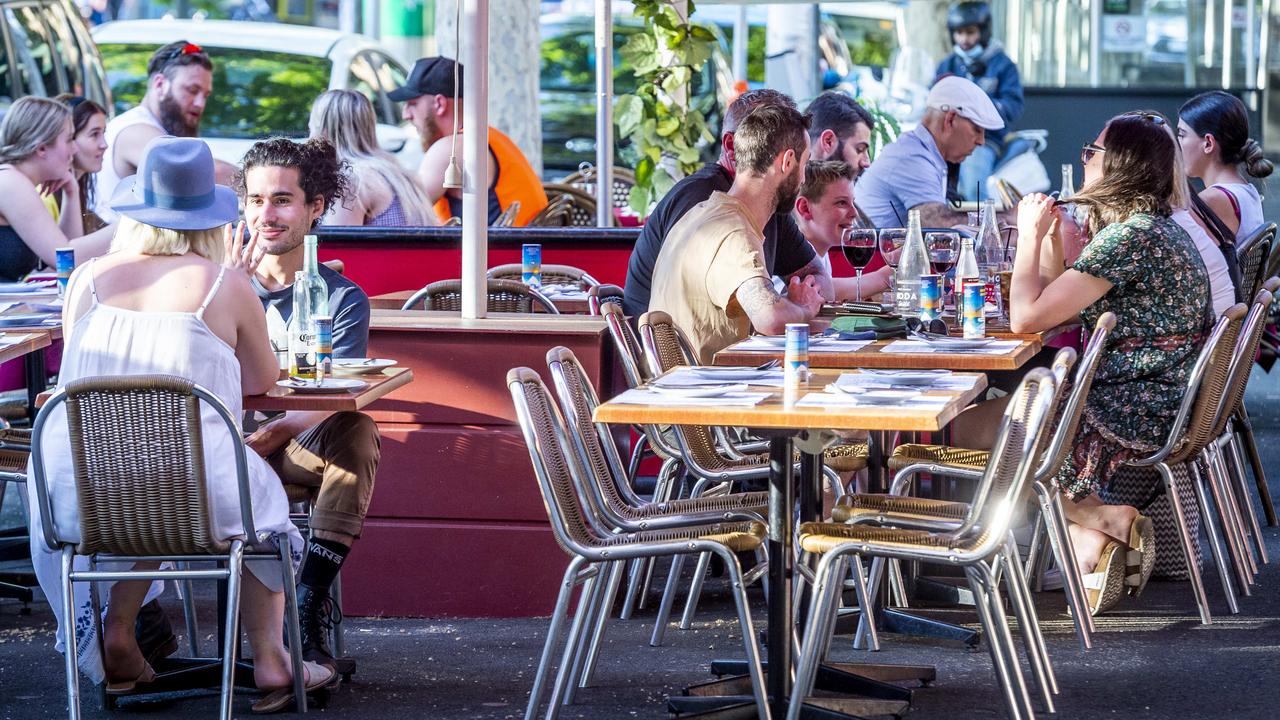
29,137,333,708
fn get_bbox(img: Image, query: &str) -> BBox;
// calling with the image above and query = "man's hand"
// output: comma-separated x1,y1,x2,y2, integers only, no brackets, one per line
222,221,265,278
245,417,294,458
787,275,825,317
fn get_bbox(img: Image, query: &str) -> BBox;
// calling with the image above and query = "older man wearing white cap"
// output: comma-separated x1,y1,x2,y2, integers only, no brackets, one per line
857,76,1004,229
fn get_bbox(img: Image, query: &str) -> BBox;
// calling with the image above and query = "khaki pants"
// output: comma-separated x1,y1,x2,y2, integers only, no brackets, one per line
267,411,381,538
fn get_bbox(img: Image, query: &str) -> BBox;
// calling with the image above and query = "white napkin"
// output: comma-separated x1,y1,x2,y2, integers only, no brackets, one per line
611,387,770,407
797,390,951,408
834,371,980,391
879,339,1022,355
732,337,872,353
656,367,786,388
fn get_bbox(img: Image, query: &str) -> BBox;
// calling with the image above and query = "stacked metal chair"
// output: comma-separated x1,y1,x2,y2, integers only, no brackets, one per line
506,366,771,720
29,376,307,720
487,263,600,290
533,184,600,227
400,278,559,314
788,369,1059,720
586,284,624,315
1237,223,1275,300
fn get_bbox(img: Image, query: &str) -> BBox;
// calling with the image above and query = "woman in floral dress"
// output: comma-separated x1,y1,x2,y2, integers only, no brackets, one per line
1009,110,1212,613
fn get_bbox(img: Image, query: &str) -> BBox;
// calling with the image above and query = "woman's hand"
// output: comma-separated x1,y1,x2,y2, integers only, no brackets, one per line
222,220,264,278
1016,193,1056,242
39,167,77,199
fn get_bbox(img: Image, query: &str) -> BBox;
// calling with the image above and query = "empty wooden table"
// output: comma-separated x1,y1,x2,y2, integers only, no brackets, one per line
244,367,414,412
594,368,987,719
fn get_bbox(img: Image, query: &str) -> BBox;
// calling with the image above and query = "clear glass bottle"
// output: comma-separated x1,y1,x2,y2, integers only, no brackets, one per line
288,235,328,380
894,208,929,316
975,199,1002,272
1059,163,1075,201
954,236,979,302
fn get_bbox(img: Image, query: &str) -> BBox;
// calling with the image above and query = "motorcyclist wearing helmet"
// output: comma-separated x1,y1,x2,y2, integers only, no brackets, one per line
936,1,1024,202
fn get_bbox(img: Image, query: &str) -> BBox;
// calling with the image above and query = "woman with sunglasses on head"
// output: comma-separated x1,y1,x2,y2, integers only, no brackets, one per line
1008,110,1212,614
1178,91,1272,242
45,95,111,234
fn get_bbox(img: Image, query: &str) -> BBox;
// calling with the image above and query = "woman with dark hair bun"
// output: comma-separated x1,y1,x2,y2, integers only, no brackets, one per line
1178,90,1272,240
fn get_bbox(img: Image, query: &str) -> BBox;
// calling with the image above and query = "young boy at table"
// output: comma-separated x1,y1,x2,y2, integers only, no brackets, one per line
789,160,893,301
233,137,379,670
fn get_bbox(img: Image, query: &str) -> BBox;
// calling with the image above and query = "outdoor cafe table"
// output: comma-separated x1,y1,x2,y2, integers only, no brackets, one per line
368,288,592,314
593,368,987,719
713,334,1044,371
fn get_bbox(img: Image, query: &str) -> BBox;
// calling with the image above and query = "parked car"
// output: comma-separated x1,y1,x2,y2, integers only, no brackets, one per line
539,12,733,177
92,18,420,168
0,0,110,110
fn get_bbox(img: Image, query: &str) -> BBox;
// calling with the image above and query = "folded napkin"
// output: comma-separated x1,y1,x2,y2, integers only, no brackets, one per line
796,390,950,408
655,368,786,388
833,371,980,391
830,314,907,339
880,339,1022,355
611,387,770,407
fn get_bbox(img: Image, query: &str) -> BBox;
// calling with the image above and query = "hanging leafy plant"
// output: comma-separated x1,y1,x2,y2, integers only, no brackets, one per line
615,0,718,215
856,97,901,161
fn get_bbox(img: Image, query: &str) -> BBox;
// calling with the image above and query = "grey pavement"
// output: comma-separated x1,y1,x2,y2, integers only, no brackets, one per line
3,369,1280,719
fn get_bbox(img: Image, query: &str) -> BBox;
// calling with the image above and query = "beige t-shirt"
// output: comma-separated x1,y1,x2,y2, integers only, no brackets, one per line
649,192,769,364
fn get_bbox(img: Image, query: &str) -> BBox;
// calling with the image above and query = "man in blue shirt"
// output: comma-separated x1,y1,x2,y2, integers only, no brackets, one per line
936,1,1024,201
857,76,1003,229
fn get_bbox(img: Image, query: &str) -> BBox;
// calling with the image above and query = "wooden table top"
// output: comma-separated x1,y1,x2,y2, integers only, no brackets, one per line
370,289,590,314
713,336,1042,371
594,368,988,432
244,367,414,412
0,331,51,364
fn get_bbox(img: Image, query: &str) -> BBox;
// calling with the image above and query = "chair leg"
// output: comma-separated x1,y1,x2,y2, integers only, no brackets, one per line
1209,444,1258,579
650,554,686,646
61,547,82,720
549,573,598,714
1002,538,1057,709
1226,433,1269,565
563,571,607,705
1189,460,1241,614
722,549,772,720
847,555,879,652
281,543,307,714
853,556,886,650
677,551,712,630
625,433,648,485
1164,464,1217,623
579,560,624,688
525,559,585,720
178,562,201,657
618,559,644,621
219,541,245,720
1197,455,1252,595
1235,410,1277,527
965,564,1029,720
786,551,842,720
1040,492,1094,649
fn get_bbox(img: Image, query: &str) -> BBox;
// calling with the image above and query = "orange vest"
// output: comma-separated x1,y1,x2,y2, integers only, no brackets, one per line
433,127,549,226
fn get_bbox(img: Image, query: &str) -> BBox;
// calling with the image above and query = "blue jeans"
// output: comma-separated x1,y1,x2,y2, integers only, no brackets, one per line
958,144,999,202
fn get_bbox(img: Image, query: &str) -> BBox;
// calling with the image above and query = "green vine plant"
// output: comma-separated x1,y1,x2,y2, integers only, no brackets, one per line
615,0,718,215
856,97,900,162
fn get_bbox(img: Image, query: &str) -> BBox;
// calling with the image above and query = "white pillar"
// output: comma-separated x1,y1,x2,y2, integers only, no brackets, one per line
595,0,613,227
461,0,490,320
733,6,748,84
765,4,819,101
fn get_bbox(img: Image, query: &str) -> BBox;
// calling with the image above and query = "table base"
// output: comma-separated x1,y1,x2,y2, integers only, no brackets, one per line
669,660,921,719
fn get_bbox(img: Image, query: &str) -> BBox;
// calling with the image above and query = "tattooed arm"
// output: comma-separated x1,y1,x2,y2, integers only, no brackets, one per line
734,275,824,335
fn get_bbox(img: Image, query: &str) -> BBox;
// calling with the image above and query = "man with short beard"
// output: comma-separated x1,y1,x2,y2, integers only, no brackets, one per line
97,41,236,223
649,104,824,364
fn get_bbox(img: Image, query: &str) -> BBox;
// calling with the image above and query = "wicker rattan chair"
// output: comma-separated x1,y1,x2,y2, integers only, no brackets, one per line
29,375,306,720
401,278,559,314
1237,223,1274,301
560,165,637,215
1225,274,1280,528
586,284,624,315
507,367,770,720
788,369,1059,720
533,183,601,227
487,263,600,289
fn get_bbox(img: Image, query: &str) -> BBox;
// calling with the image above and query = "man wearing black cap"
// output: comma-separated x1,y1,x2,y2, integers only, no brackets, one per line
391,56,548,226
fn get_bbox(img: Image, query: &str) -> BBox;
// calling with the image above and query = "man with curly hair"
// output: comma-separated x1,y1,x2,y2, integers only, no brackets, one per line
235,136,378,672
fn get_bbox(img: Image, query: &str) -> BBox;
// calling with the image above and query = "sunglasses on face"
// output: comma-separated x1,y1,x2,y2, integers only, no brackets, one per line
1081,143,1106,165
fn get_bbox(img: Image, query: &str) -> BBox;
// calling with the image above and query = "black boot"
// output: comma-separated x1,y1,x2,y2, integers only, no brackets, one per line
296,584,341,668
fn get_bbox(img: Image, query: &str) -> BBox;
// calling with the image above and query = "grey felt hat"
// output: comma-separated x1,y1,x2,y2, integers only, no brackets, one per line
108,136,239,231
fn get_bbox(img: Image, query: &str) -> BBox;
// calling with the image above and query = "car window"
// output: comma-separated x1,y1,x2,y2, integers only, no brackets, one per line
540,28,638,96
346,54,379,109
43,1,84,95
6,5,61,96
364,52,403,125
98,44,329,139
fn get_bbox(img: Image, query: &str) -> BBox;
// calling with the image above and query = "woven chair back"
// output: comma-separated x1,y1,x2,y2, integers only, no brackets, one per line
587,284,625,315
402,278,558,314
959,368,1056,550
60,376,227,556
508,367,599,555
528,193,573,227
637,311,727,468
1167,304,1248,464
1238,223,1275,300
1035,313,1116,482
539,183,601,227
488,263,600,289
601,301,649,387
560,166,637,212
546,346,647,520
1213,287,1274,437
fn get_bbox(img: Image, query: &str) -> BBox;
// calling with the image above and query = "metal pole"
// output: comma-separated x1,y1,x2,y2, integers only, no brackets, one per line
1223,0,1235,89
733,6,748,83
1088,0,1102,87
461,0,489,320
595,0,613,228
1246,0,1258,88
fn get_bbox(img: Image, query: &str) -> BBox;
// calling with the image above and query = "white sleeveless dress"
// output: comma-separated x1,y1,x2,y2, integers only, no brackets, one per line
1210,182,1266,241
26,261,302,683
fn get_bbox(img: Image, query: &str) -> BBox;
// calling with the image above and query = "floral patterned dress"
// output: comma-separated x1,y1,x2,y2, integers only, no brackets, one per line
1057,213,1212,500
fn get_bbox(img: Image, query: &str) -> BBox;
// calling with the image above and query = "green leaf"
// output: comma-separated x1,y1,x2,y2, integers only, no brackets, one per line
656,116,680,137
634,155,655,187
677,145,701,164
661,66,691,96
628,184,652,215
653,9,676,30
614,95,644,138
619,33,657,64
689,25,717,42
653,166,677,198
644,144,662,164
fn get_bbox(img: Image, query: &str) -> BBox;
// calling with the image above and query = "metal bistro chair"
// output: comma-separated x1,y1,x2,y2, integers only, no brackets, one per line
789,369,1059,720
1237,223,1275,302
487,263,600,290
1224,274,1280,528
29,375,307,720
1117,304,1246,624
494,200,521,228
545,346,769,689
0,446,35,606
860,313,1116,649
507,367,771,720
400,278,559,314
586,284,624,316
533,184,600,228
560,164,637,215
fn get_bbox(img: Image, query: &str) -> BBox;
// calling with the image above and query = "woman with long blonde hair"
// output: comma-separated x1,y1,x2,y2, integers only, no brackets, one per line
308,89,436,226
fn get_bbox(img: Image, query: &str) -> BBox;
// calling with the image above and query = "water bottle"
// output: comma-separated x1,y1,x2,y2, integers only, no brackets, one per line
955,236,979,304
301,234,327,322
894,208,929,316
288,271,317,380
1059,164,1075,201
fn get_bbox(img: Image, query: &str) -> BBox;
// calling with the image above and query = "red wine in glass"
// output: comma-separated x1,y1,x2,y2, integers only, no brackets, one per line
842,228,878,300
843,244,876,268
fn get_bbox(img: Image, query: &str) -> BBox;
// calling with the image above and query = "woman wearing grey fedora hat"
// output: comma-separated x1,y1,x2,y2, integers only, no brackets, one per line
29,136,337,709
0,96,116,281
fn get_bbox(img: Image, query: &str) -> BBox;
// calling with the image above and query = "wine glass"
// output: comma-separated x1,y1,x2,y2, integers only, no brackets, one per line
878,228,906,269
925,231,959,306
841,228,878,300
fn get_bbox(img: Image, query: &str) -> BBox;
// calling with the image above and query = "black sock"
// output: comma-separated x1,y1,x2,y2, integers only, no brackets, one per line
298,538,350,592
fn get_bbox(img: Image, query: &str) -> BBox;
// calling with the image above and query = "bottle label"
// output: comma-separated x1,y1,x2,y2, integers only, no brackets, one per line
784,324,810,386
290,330,316,379
963,283,986,339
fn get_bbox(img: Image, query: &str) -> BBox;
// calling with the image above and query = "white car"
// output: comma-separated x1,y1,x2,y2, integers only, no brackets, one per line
92,18,422,169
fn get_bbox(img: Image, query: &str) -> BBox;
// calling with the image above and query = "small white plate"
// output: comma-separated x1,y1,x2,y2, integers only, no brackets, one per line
331,358,397,374
650,383,747,398
0,314,54,327
276,378,368,394
690,367,774,381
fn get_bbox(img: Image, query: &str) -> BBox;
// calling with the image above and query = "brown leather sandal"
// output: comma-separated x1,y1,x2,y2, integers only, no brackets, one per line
251,661,337,714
